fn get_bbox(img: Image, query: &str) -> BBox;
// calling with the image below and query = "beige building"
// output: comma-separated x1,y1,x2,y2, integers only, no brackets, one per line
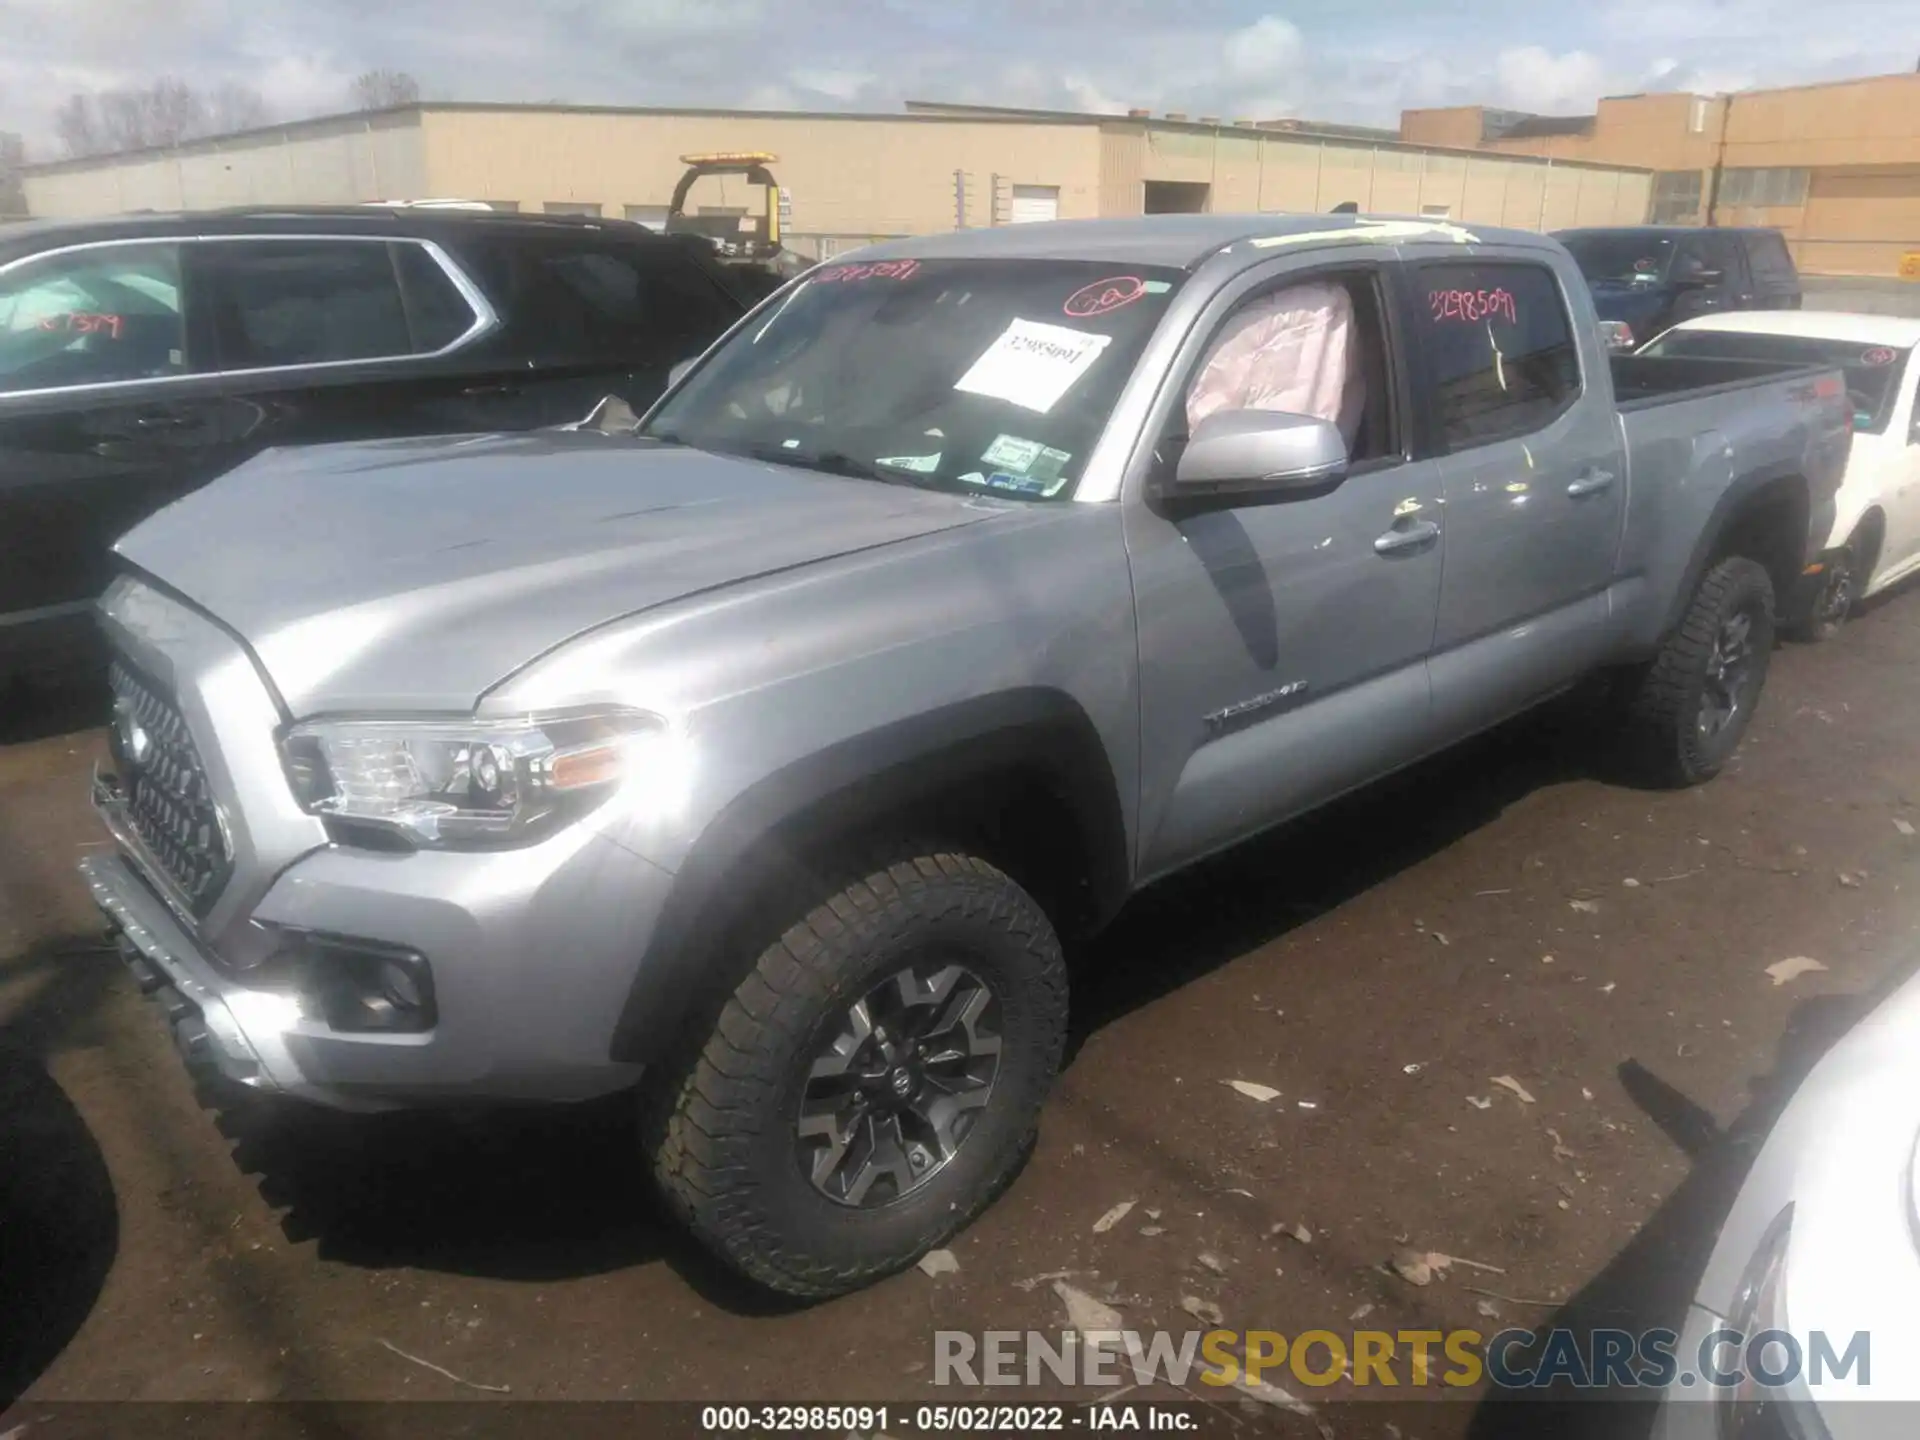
21,100,1652,255
1402,71,1920,277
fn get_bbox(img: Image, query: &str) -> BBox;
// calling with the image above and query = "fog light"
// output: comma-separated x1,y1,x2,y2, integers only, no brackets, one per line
265,928,437,1034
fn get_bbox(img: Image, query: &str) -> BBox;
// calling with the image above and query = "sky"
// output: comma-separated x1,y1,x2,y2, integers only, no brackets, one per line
4,0,1919,157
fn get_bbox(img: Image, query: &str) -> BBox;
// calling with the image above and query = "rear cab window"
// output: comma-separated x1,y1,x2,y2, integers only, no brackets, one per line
1744,232,1798,287
1673,232,1744,287
1414,262,1582,451
0,243,194,393
643,259,1186,500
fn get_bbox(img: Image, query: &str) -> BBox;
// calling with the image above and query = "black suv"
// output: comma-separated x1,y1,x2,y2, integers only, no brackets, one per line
0,206,753,686
1554,225,1803,348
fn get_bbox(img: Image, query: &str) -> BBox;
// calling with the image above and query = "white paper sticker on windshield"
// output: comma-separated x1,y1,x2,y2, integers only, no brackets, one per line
955,319,1113,414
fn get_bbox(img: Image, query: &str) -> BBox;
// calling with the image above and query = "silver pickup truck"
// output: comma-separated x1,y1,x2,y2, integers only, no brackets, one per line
80,214,1850,1298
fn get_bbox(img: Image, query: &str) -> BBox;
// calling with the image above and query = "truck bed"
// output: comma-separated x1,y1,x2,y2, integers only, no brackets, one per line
1610,353,1828,411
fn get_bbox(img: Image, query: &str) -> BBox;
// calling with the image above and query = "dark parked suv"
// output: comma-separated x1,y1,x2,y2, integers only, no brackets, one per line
0,206,752,685
1554,225,1802,349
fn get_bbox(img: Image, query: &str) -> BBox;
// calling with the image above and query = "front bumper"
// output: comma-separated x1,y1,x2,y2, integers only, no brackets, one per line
83,808,675,1111
84,849,281,1096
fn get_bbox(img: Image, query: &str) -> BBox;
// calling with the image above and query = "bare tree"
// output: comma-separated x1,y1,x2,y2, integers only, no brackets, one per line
50,77,273,158
0,132,26,216
209,81,272,134
52,94,102,159
351,69,422,110
97,77,205,151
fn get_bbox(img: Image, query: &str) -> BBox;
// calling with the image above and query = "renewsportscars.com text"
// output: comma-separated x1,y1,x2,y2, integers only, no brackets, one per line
934,1326,1871,1391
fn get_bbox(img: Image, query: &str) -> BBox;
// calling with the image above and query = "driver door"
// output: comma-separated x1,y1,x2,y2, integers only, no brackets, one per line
1124,254,1447,881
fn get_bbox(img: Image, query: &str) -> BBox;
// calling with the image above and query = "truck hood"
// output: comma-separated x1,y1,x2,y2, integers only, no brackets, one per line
114,432,997,715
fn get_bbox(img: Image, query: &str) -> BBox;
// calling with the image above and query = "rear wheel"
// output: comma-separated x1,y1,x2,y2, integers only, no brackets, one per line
1619,556,1775,788
643,849,1067,1299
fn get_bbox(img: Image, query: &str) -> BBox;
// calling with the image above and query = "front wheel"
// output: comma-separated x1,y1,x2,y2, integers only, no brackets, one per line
1785,545,1855,643
1618,556,1775,788
643,850,1067,1299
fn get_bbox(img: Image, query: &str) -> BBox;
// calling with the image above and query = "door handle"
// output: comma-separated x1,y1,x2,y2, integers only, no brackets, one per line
1374,519,1440,556
1567,468,1616,498
129,412,192,431
461,382,520,398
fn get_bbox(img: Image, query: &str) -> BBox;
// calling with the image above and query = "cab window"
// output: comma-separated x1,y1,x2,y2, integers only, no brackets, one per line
0,243,192,393
1179,269,1399,469
1417,262,1581,452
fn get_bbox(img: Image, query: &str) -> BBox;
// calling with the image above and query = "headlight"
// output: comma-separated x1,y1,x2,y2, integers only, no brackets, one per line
281,708,673,848
1719,1205,1826,1440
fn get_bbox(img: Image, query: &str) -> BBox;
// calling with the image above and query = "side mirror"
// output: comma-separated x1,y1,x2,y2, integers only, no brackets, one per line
667,357,697,389
1167,409,1348,502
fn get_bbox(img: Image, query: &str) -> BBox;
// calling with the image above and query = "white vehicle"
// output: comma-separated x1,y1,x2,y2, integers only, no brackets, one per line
1651,962,1920,1439
1640,312,1920,640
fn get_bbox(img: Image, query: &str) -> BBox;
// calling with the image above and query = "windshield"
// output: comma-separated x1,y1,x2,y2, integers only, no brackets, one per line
1559,234,1675,285
642,258,1187,500
1641,329,1910,433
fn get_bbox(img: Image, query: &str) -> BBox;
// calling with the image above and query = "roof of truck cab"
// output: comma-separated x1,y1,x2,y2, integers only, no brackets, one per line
0,205,667,264
1668,311,1920,347
1555,224,1784,239
855,213,1560,269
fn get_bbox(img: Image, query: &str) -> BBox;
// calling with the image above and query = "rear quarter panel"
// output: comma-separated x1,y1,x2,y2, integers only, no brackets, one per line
1612,372,1851,654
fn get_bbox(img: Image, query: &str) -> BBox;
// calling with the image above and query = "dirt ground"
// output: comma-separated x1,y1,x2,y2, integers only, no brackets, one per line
6,586,1920,1439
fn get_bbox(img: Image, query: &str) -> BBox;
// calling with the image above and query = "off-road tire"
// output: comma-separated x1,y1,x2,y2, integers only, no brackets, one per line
1619,556,1775,788
1784,543,1855,644
642,850,1067,1299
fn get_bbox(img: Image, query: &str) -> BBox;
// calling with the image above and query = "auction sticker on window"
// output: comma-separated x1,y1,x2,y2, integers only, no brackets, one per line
981,433,1072,481
955,319,1113,413
876,452,943,473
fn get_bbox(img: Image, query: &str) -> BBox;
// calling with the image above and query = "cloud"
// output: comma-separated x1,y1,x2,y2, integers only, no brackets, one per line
789,69,878,102
1062,76,1130,115
3,0,1918,158
1492,47,1609,113
1225,16,1305,82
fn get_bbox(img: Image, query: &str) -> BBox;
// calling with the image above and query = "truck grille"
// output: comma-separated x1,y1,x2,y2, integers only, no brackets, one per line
108,659,232,915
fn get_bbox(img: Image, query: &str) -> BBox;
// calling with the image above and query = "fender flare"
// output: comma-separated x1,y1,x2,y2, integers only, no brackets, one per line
607,688,1131,1064
1658,469,1812,642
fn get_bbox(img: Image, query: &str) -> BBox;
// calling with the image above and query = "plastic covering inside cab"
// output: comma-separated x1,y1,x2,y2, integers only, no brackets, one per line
1185,279,1366,452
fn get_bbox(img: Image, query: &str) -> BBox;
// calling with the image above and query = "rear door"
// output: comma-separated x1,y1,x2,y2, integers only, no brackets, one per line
0,239,245,632
197,234,538,447
1411,252,1627,741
